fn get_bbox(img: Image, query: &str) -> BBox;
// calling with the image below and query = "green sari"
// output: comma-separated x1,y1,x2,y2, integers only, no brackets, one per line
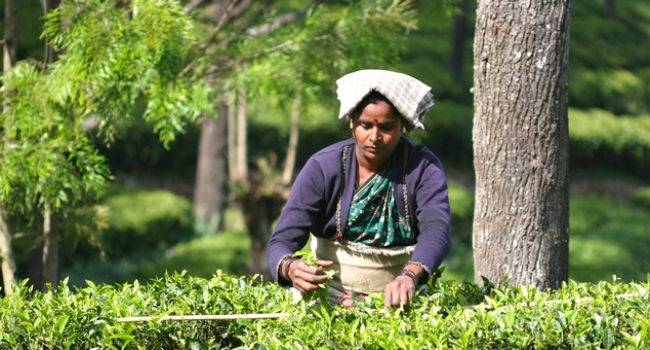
343,157,415,247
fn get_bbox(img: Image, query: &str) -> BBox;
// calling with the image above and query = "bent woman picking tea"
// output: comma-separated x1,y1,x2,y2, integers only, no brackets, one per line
266,69,450,307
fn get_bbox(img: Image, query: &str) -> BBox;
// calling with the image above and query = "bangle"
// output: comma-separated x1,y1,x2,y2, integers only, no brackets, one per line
398,268,418,285
281,257,299,280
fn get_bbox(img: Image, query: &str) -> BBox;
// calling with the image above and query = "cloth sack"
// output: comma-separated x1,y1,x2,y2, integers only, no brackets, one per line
311,236,414,294
336,69,434,129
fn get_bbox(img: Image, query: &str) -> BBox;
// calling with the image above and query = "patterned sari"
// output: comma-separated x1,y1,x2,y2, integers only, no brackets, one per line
343,156,415,247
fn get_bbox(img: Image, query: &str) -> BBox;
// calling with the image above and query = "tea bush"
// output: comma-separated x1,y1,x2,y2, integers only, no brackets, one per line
569,109,650,175
632,187,650,210
1,272,649,349
102,190,193,256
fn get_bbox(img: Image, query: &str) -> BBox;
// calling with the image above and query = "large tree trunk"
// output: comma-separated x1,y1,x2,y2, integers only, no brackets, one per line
450,0,470,81
472,0,570,289
193,104,228,233
42,205,59,287
1,0,17,296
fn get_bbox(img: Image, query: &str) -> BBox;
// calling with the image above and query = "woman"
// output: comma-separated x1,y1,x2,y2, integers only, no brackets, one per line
266,69,450,307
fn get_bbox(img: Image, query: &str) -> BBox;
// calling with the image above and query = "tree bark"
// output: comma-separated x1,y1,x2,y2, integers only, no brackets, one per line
472,0,570,289
450,0,470,81
236,88,248,180
41,0,61,63
1,0,18,296
42,205,59,287
193,105,228,233
603,0,616,17
39,0,62,290
227,91,239,181
281,94,301,185
0,211,16,296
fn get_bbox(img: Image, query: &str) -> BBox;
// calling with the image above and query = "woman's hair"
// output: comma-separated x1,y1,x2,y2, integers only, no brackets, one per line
348,90,411,131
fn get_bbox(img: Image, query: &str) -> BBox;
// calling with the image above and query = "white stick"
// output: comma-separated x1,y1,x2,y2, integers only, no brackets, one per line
116,312,290,323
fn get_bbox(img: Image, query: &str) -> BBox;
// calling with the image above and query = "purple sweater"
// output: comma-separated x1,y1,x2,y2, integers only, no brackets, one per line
266,137,451,282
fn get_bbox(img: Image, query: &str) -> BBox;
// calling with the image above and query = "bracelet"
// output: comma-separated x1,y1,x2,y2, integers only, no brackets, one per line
281,257,299,280
398,268,418,285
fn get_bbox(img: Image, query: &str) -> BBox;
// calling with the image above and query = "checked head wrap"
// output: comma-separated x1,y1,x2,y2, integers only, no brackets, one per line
336,69,434,130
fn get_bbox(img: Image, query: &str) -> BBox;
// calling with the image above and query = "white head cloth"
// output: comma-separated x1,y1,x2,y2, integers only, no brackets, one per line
336,69,434,129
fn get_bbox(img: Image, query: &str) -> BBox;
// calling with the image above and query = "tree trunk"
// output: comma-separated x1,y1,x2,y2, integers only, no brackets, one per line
603,0,616,17
42,205,59,287
472,0,570,289
27,242,44,290
0,211,16,296
450,0,470,81
227,91,239,181
193,105,228,233
36,0,62,291
281,94,301,185
1,0,18,296
41,0,61,63
236,88,248,180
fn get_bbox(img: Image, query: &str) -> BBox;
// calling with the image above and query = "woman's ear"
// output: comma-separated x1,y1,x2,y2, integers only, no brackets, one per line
349,118,354,129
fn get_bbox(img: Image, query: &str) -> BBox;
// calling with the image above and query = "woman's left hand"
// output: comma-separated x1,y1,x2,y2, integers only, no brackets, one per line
384,275,415,308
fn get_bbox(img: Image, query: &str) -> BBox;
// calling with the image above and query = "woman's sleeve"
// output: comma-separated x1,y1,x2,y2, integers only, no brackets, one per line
266,157,326,282
410,155,451,276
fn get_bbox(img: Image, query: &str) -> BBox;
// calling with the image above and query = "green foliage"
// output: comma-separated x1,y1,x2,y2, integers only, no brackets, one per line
631,187,650,209
569,109,650,174
570,195,650,282
1,273,649,349
226,0,417,118
43,0,210,146
102,190,193,256
63,230,249,286
569,1,650,115
1,0,208,229
0,63,111,214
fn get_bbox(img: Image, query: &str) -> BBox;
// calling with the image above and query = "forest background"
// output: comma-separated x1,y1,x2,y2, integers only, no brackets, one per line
0,0,649,290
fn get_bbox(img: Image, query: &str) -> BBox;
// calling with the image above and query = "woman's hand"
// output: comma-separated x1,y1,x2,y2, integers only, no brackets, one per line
287,259,334,293
384,263,424,307
384,275,415,307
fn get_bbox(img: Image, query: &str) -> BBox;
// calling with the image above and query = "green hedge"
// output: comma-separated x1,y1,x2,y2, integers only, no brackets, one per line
1,272,649,349
632,187,650,210
102,190,193,256
569,109,650,174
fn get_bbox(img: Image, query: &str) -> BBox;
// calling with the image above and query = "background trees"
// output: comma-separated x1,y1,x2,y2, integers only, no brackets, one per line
0,0,648,288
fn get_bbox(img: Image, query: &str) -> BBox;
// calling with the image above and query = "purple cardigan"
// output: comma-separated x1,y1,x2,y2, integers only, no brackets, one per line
266,137,451,282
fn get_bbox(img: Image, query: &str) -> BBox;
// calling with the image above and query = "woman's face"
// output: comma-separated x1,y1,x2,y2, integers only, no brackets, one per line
351,100,403,168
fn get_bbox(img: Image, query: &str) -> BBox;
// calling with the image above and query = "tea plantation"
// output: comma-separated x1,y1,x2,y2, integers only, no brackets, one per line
1,271,648,349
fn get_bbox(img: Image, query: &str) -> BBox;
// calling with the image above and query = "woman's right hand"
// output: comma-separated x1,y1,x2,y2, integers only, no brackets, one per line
287,259,334,293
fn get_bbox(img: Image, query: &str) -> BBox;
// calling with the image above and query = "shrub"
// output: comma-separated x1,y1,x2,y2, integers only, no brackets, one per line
570,195,650,282
1,273,649,349
448,180,474,245
102,190,193,256
631,187,650,209
569,109,650,175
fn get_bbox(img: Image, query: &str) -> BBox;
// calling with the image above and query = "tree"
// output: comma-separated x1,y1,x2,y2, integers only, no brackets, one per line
0,0,18,295
182,0,417,274
0,0,207,289
471,0,570,289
